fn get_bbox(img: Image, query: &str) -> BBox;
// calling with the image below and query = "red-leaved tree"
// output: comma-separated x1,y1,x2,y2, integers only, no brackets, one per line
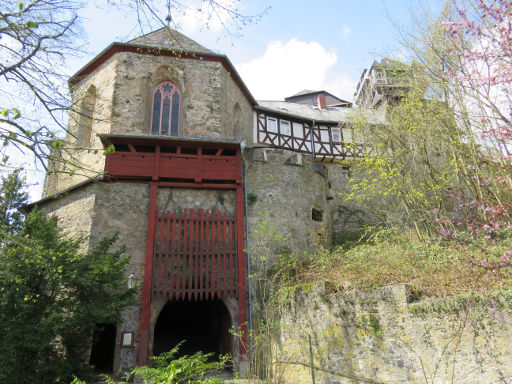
435,0,512,272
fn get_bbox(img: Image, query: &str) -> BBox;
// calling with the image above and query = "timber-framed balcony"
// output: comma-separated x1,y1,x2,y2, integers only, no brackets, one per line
100,134,242,185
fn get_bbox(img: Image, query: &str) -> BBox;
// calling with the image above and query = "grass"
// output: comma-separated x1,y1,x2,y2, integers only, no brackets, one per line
291,228,512,298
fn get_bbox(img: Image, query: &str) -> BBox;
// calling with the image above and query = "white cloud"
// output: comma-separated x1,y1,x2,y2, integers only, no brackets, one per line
323,71,358,102
236,38,342,101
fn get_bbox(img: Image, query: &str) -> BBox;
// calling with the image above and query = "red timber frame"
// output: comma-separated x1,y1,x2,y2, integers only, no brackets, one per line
256,110,368,160
102,136,247,366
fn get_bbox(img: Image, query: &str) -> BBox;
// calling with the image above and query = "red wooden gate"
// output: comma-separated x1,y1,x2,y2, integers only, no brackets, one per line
152,208,237,300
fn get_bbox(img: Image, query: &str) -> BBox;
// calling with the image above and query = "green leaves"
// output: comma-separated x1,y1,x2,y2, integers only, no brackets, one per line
0,108,21,119
0,174,134,384
103,144,115,155
25,21,38,29
130,342,227,384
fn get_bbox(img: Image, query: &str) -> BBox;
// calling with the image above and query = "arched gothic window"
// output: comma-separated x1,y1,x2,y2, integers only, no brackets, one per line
151,81,180,136
77,86,97,147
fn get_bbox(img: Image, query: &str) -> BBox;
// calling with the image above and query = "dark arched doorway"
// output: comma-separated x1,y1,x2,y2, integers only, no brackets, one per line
89,323,116,373
153,298,233,360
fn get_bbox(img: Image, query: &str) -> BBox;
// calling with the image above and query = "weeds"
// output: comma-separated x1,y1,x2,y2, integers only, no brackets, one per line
292,228,512,297
78,342,229,384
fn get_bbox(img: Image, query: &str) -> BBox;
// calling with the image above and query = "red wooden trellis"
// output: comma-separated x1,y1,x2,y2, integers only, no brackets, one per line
152,208,237,300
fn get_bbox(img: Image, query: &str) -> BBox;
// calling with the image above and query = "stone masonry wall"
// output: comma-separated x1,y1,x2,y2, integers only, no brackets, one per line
111,52,253,141
324,162,381,244
40,183,97,251
91,182,150,372
48,56,118,195
273,283,512,384
245,147,331,262
40,182,149,371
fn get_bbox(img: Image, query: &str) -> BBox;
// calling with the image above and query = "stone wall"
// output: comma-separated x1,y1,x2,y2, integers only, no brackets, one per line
40,183,98,251
245,147,331,262
40,182,149,371
90,182,150,372
110,51,253,141
324,162,381,244
273,283,512,384
46,56,118,195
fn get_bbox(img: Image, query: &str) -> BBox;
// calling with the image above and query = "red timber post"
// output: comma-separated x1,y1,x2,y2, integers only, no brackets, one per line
137,181,158,365
236,178,248,356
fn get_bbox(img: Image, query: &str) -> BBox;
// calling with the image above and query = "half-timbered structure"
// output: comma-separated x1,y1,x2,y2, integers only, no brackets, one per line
33,28,388,375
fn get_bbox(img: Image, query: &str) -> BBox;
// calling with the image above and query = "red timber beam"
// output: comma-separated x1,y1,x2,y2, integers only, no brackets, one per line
137,182,158,366
104,137,247,365
236,184,248,355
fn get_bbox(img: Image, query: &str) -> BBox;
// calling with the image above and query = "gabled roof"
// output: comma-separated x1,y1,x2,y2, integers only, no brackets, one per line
288,89,317,98
128,27,213,55
68,28,256,105
284,90,351,107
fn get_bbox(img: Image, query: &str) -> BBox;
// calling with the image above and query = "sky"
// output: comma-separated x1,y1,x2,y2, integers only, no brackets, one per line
76,0,446,102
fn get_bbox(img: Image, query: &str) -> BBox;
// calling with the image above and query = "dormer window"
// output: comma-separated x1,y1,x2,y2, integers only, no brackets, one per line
151,81,180,136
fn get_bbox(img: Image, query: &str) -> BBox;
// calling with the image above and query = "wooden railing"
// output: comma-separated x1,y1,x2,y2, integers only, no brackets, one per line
104,140,242,184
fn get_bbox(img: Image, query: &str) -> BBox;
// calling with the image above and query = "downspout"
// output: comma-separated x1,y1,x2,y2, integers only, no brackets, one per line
240,140,253,360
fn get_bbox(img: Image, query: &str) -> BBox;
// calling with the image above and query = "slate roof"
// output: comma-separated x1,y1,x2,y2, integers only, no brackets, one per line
288,89,317,97
128,27,213,54
284,90,352,107
256,100,386,125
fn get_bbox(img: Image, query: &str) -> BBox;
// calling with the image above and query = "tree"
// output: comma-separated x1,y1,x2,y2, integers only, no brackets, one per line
0,0,264,175
0,171,135,384
347,0,512,268
347,65,463,237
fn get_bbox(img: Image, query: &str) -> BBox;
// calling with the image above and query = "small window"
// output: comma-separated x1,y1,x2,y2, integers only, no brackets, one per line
151,81,180,136
312,208,323,222
280,120,291,136
267,117,278,133
331,127,342,142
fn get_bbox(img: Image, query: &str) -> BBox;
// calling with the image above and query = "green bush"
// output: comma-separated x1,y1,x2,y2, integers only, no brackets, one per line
0,172,135,384
128,342,228,384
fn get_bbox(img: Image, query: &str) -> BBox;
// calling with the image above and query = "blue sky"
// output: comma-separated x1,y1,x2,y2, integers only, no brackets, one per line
76,0,446,102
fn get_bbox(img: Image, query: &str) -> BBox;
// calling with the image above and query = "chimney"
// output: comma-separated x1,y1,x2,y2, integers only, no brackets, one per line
317,95,327,109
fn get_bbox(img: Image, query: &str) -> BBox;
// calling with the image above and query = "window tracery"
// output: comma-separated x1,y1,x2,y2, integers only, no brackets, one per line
151,81,180,136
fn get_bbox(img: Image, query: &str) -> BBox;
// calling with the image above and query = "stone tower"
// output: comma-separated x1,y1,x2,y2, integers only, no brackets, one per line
35,27,361,374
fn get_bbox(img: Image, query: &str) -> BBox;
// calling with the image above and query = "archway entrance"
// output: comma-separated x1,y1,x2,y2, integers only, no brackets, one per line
153,298,232,360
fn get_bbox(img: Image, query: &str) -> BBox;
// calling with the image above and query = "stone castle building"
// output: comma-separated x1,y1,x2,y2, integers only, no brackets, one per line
33,27,390,374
